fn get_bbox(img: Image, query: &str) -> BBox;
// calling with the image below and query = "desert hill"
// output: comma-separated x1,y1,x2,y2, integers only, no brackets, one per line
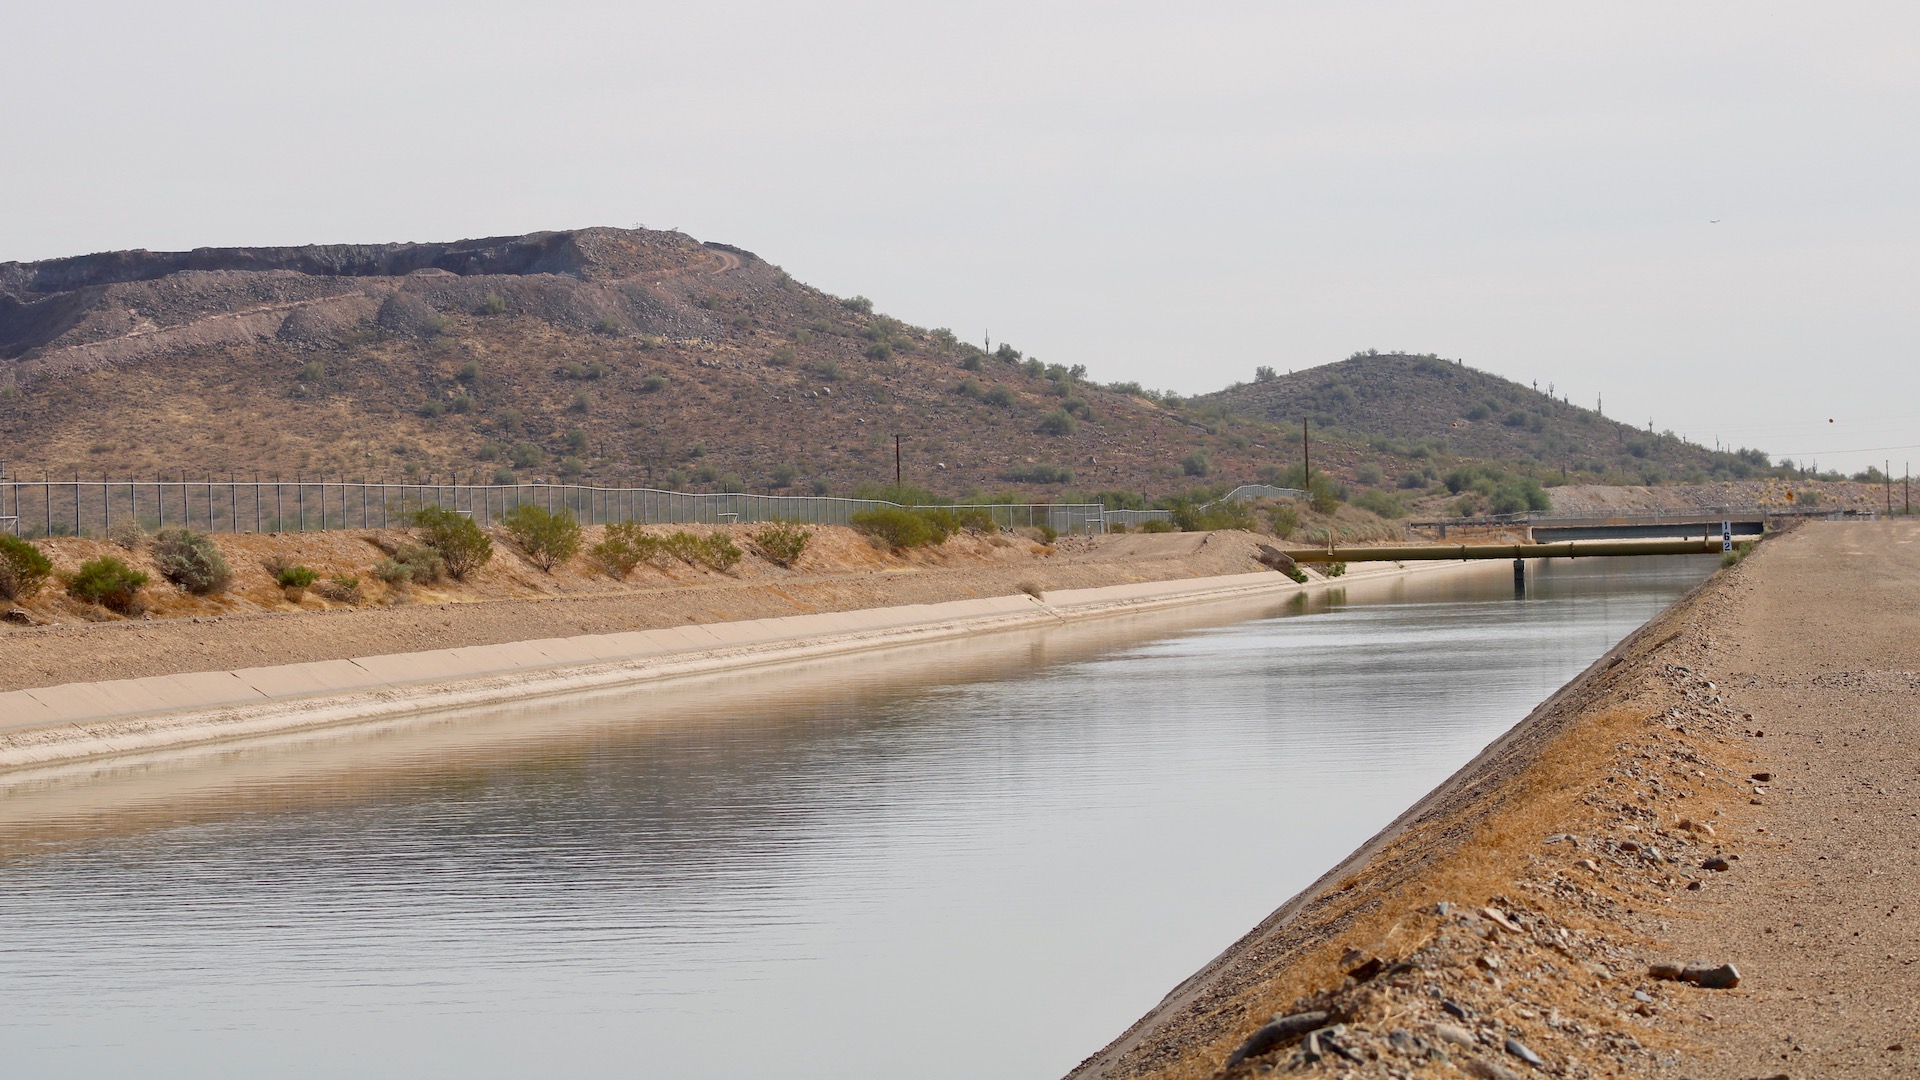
1,227,1303,498
1198,352,1770,485
1,229,1776,505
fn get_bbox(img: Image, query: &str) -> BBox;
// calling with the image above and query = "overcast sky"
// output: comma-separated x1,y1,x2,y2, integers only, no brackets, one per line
5,2,1914,473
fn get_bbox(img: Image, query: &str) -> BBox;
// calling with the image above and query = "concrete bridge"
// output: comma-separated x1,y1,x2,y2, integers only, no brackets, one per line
1412,506,1869,543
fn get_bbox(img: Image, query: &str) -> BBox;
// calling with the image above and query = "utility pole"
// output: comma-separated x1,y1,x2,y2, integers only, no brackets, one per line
1302,418,1311,488
895,434,902,486
1888,459,1894,517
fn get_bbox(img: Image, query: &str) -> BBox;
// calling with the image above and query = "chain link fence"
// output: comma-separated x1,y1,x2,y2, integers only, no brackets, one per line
0,473,1156,538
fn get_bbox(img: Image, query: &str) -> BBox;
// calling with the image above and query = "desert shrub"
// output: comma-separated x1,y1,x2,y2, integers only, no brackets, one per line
771,465,798,489
700,533,744,571
1168,497,1256,532
1180,450,1212,477
984,385,1015,407
389,543,446,584
1139,519,1176,533
314,575,363,603
1003,464,1073,484
850,506,938,550
274,564,319,589
1308,476,1342,515
410,506,492,580
1351,489,1407,519
1036,409,1077,437
955,378,985,399
640,375,667,393
589,523,659,578
661,530,706,565
842,295,873,314
151,527,233,594
502,504,583,572
752,522,811,567
510,442,545,469
1269,503,1300,539
1035,523,1059,544
0,534,54,601
371,557,413,587
65,556,149,612
477,293,508,315
1354,463,1384,486
106,518,147,549
954,507,999,534
1326,562,1347,578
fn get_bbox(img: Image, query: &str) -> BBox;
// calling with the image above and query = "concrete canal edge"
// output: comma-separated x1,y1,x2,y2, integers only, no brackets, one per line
0,562,1464,773
1066,519,1918,1078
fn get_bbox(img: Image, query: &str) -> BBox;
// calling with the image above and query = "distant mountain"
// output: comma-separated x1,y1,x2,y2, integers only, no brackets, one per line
0,232,1769,502
1197,352,1770,484
0,228,1287,498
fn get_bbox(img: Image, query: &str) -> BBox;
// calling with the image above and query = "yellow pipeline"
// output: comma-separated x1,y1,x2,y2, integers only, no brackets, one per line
1283,539,1725,562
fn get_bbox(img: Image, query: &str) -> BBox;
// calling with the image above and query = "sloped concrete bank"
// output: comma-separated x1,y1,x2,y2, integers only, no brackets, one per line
1070,520,1920,1079
0,564,1461,772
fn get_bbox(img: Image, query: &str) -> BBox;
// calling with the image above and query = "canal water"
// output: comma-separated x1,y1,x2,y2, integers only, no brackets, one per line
0,556,1714,1078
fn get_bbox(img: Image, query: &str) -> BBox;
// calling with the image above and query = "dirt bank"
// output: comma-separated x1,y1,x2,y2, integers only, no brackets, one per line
2,527,1292,694
1071,518,1920,1078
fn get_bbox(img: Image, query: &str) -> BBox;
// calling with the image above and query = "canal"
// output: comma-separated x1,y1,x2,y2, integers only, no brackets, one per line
0,556,1715,1077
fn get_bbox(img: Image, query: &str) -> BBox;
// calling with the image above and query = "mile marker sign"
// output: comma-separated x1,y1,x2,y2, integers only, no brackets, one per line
1721,521,1733,552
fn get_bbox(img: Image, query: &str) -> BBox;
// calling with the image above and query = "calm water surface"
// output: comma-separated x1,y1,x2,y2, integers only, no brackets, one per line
0,557,1714,1077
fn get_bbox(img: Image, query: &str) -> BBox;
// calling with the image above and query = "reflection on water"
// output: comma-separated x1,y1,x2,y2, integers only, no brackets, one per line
0,558,1713,1078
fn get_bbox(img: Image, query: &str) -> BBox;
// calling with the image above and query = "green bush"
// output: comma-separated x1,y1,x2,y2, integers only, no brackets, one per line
65,556,149,612
1139,520,1177,533
151,527,233,594
700,533,743,571
410,506,493,580
984,385,1015,407
1308,476,1342,515
478,293,508,315
274,564,319,589
752,522,812,567
850,506,940,550
662,530,705,565
954,507,999,534
1181,450,1212,477
1269,504,1300,539
1003,464,1073,484
589,523,661,579
502,504,583,572
388,543,446,585
314,574,362,603
372,557,413,587
1036,409,1077,436
1350,489,1407,519
0,534,53,601
1035,523,1058,544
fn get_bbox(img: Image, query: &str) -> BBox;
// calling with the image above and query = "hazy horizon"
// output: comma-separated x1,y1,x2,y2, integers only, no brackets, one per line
5,2,1913,473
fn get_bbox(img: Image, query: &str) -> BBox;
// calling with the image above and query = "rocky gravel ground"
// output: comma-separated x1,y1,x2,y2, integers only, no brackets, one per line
1073,519,1920,1079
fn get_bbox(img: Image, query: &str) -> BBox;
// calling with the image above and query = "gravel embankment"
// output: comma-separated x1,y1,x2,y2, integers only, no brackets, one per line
1071,519,1920,1079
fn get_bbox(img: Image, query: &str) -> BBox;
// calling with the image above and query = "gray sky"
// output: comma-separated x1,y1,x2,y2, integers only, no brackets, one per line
6,2,1915,474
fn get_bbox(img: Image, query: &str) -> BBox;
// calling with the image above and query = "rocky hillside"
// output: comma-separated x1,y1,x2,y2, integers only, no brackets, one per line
0,228,1328,498
1200,352,1771,484
1,231,1778,502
